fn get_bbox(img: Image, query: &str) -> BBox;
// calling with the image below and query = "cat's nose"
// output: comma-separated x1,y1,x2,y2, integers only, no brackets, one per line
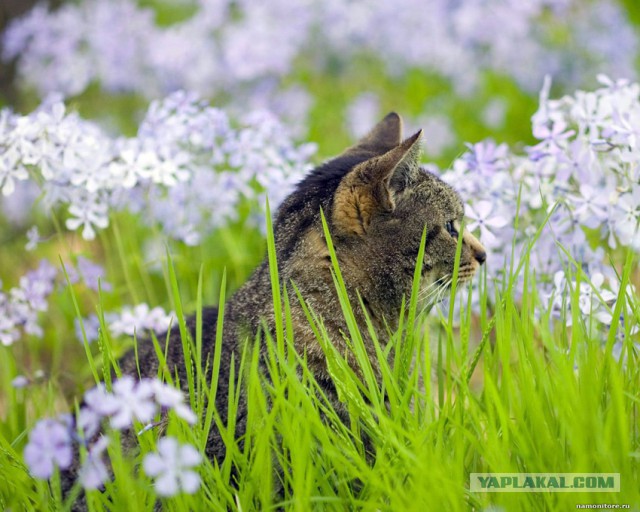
463,229,487,266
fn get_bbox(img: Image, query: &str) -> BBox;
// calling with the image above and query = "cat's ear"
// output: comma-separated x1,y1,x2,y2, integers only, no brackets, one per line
341,112,404,158
333,130,422,236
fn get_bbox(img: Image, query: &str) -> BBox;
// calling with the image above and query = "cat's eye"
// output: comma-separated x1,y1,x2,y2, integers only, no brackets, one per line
445,221,458,239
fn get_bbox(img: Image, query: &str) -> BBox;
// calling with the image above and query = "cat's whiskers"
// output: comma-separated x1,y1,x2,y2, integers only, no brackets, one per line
417,278,446,301
417,284,446,309
416,277,452,316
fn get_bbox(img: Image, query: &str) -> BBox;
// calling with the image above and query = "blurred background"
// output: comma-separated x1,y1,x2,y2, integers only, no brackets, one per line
1,0,640,395
2,0,640,164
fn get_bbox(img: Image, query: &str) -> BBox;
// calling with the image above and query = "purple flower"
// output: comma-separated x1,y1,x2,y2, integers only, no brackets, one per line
5,0,636,103
76,406,102,441
82,377,195,432
463,141,509,176
11,375,29,388
613,192,640,244
1,89,314,244
569,184,609,228
86,376,156,430
75,314,102,345
465,200,510,249
83,383,121,418
152,380,197,424
109,303,173,337
143,437,202,497
0,147,28,196
0,260,57,344
577,272,617,318
24,417,74,479
432,73,640,332
76,256,111,292
0,314,18,346
529,117,576,159
533,117,574,143
15,260,57,312
25,226,40,251
78,436,110,490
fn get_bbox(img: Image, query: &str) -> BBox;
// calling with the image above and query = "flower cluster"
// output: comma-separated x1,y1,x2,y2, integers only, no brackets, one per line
1,0,312,124
82,376,196,431
23,376,199,492
0,260,57,345
439,75,640,336
0,256,118,346
0,91,315,244
3,0,636,105
132,93,316,240
543,271,617,326
77,303,174,344
65,256,111,292
108,304,173,338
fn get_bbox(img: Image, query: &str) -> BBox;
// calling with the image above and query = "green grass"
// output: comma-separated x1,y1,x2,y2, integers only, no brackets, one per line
0,206,638,511
2,5,640,508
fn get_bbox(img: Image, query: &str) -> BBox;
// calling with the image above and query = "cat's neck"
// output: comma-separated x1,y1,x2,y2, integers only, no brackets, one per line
223,219,413,383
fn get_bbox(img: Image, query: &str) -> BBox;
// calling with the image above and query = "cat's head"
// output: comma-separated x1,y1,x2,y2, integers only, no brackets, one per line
275,113,486,313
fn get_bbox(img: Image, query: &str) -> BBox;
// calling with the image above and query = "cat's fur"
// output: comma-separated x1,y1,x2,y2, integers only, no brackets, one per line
122,111,484,453
65,113,486,503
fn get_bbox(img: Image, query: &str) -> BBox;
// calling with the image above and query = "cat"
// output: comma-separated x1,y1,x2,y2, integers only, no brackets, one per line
64,112,486,505
122,110,485,451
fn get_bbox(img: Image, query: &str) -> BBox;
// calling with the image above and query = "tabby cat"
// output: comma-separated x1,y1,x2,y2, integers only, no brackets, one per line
121,113,486,458
66,113,486,503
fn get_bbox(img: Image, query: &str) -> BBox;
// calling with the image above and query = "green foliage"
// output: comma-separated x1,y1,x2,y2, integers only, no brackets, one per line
1,206,638,511
1,7,639,506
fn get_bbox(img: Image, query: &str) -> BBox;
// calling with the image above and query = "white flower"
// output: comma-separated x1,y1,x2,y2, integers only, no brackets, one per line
152,380,197,424
24,418,73,479
25,226,40,251
109,145,140,189
108,376,156,429
0,146,28,196
465,200,509,249
65,195,109,240
613,192,640,243
570,184,609,227
84,377,156,430
77,406,102,440
109,303,173,337
78,436,109,490
83,383,121,417
143,437,202,497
